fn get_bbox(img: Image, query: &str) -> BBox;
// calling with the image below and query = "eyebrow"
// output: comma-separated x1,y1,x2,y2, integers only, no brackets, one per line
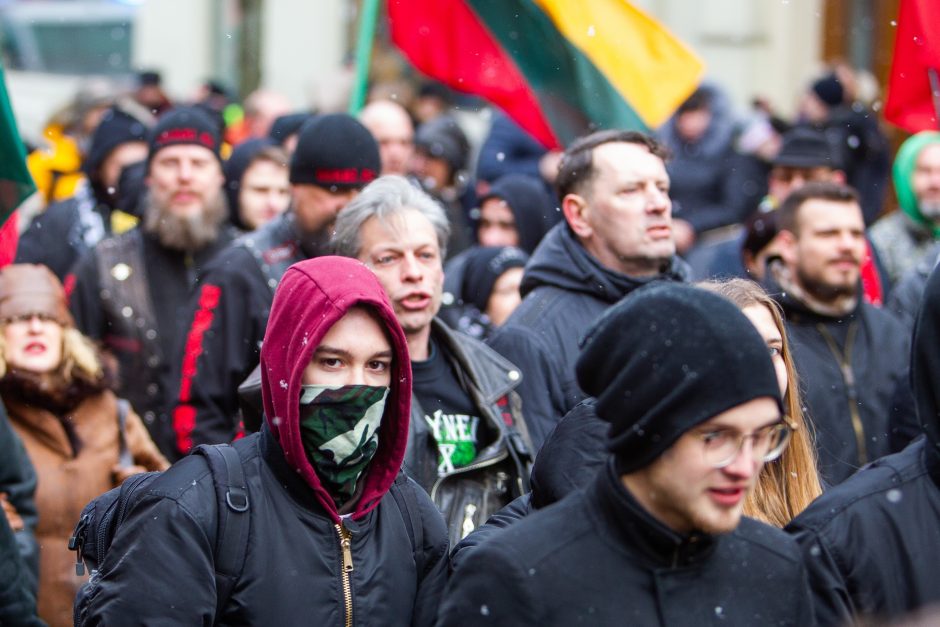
700,416,782,432
314,345,393,359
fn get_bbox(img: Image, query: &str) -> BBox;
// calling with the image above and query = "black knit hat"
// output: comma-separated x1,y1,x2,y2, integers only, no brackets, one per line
289,114,379,189
461,246,529,313
772,127,834,169
415,115,469,174
576,282,782,473
148,106,222,164
812,74,844,108
85,105,150,177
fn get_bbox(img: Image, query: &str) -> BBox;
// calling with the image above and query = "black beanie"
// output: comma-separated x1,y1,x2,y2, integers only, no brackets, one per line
811,75,844,108
479,174,560,254
85,106,151,177
461,246,529,313
289,113,380,189
148,106,222,164
415,115,469,174
576,282,783,473
224,137,278,228
269,112,314,145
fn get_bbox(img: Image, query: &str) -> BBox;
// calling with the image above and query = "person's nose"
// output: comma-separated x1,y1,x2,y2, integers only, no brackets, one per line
178,159,194,182
645,183,669,213
27,315,44,333
722,437,759,480
401,252,423,282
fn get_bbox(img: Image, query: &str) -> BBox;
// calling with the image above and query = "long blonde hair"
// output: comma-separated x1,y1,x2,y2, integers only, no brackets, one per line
699,278,823,527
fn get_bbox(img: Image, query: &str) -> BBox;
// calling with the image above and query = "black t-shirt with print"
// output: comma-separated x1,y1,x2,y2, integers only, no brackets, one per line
411,338,490,476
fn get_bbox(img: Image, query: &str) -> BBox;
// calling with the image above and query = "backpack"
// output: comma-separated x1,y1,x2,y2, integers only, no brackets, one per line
69,444,250,625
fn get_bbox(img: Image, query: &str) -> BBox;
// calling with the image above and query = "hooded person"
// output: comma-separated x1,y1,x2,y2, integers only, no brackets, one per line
475,174,560,254
787,261,940,625
869,132,940,284
83,256,449,626
439,282,812,626
222,138,290,231
17,102,153,280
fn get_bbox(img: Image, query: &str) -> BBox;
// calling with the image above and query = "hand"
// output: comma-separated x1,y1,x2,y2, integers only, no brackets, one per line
0,493,24,531
671,218,697,254
113,464,148,485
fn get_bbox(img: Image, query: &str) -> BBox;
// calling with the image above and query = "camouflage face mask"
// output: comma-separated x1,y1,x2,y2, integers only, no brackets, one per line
298,384,389,506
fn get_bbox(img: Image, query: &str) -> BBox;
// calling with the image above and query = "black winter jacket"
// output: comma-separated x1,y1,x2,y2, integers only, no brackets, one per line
0,403,39,593
768,280,914,484
69,227,236,459
0,505,42,627
84,429,449,626
438,459,814,627
171,212,314,456
488,223,687,450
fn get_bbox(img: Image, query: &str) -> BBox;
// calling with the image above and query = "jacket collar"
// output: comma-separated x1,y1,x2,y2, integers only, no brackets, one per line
429,318,520,404
589,458,717,568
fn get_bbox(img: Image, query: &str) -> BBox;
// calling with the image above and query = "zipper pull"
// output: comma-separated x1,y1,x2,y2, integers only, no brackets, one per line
69,514,88,576
337,524,354,573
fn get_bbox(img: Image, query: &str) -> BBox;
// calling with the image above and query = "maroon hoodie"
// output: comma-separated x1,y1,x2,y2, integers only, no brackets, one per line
260,256,411,524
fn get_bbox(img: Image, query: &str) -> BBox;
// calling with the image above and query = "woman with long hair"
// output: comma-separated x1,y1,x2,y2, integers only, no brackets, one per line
700,277,823,526
0,264,168,627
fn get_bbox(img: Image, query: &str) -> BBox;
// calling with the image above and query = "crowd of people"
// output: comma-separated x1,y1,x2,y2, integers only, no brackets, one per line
1,63,940,626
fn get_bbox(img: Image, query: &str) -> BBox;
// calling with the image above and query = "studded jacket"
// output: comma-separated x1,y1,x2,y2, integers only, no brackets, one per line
68,227,236,459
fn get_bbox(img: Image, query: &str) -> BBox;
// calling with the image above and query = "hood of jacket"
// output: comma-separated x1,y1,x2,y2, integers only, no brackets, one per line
894,131,940,236
912,263,940,482
481,174,560,254
520,222,688,302
260,256,411,523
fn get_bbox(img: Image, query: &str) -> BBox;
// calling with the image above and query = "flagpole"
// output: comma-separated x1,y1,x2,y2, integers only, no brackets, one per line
929,68,940,130
349,0,381,115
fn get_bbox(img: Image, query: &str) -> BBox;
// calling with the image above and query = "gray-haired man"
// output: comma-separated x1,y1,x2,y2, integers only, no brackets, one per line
332,175,533,546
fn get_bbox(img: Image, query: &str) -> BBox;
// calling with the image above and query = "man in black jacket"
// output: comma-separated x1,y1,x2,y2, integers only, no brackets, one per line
68,106,238,458
83,256,448,625
787,262,940,625
170,114,379,457
438,283,812,626
488,130,687,451
332,175,532,547
768,181,913,484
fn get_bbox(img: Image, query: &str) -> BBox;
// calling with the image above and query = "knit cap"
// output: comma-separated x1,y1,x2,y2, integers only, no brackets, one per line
289,114,379,189
148,106,222,164
576,282,782,473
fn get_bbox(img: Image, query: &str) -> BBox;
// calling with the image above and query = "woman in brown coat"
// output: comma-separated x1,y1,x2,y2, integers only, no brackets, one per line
0,264,168,627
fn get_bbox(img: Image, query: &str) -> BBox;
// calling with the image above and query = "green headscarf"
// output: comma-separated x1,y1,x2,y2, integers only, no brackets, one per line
893,131,940,237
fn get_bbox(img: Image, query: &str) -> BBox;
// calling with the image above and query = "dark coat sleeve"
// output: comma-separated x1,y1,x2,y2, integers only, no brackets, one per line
0,401,39,591
171,253,269,455
412,480,451,627
449,494,530,572
83,484,219,624
487,326,568,452
787,525,854,627
435,538,537,626
0,508,43,627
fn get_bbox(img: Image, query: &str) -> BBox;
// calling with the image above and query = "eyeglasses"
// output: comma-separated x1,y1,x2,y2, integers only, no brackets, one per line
695,421,793,469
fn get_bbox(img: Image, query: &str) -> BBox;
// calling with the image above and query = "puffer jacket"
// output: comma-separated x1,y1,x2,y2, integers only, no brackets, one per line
438,459,813,627
85,257,449,626
786,262,940,626
5,390,167,627
488,222,688,450
404,319,531,547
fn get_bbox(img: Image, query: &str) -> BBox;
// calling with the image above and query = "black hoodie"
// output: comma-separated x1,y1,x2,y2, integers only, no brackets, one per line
488,222,688,450
787,264,940,625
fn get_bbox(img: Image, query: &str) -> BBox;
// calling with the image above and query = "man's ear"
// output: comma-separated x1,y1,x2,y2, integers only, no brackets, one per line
775,230,799,267
562,193,592,239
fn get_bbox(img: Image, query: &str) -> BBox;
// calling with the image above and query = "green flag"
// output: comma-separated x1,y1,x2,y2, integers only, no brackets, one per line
0,64,35,221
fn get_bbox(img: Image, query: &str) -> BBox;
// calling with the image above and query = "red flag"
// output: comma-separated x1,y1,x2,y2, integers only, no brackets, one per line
885,0,940,132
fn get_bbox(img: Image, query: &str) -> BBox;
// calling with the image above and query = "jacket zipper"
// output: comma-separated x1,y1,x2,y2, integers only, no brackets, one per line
429,447,509,502
816,322,867,464
335,523,354,627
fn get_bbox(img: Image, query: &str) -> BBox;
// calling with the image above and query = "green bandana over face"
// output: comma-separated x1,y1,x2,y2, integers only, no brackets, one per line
299,384,389,506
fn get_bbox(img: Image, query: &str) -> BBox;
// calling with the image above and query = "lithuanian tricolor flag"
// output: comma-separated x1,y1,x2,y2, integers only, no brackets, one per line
389,0,704,149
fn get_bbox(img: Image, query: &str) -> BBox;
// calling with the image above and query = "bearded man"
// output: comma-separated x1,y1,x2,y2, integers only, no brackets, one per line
68,107,238,457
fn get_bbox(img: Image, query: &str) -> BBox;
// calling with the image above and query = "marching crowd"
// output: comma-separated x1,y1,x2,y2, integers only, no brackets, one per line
1,66,940,626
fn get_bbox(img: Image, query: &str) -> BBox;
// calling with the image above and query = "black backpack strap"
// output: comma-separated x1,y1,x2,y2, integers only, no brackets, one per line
391,474,426,579
193,444,250,616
